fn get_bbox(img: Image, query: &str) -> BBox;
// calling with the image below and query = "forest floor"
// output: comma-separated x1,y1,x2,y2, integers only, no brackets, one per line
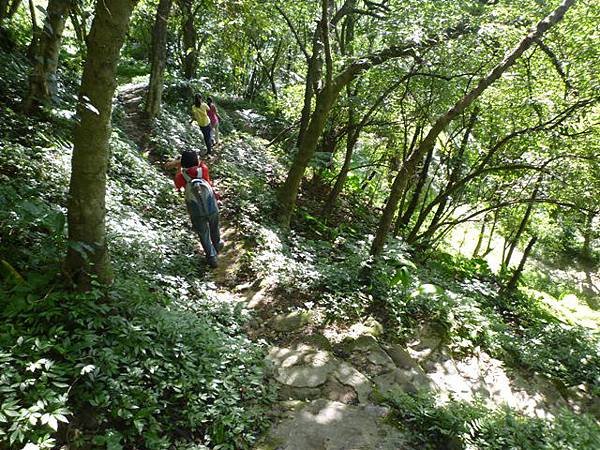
115,85,598,449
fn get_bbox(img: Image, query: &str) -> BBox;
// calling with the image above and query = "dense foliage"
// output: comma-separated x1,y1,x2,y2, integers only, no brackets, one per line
1,0,599,448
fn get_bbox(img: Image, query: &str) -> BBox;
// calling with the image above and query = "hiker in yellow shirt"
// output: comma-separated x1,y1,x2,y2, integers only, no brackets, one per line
192,94,213,155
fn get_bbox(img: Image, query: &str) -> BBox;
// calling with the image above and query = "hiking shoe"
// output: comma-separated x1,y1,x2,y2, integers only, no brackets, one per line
216,241,225,253
207,256,218,268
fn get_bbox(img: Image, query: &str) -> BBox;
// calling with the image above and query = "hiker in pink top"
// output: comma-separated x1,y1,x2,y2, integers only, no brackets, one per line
207,97,221,146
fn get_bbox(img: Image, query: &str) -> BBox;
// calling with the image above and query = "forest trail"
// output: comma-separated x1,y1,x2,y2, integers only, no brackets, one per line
117,82,151,151
116,90,596,450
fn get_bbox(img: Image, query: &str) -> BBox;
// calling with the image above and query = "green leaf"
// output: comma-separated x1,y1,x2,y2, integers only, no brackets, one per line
47,415,58,431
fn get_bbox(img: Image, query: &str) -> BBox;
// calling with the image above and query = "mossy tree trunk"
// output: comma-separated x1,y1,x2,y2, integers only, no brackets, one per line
145,0,173,119
22,0,73,113
65,0,138,288
369,0,576,258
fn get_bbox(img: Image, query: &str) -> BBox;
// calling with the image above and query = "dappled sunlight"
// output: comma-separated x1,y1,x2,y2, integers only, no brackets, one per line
527,289,600,329
413,348,569,420
264,399,407,449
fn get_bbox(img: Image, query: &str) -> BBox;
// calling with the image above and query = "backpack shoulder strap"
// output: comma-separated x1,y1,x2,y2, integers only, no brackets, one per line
181,168,193,183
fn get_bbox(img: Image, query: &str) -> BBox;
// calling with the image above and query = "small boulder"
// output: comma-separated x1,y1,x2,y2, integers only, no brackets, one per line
384,344,423,371
271,310,312,332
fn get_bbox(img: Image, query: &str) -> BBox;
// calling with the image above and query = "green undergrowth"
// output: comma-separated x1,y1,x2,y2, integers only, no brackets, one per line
1,60,274,449
382,388,600,450
226,181,599,401
220,139,600,407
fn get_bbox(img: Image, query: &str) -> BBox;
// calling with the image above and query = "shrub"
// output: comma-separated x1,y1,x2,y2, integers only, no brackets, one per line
0,278,274,449
383,388,600,450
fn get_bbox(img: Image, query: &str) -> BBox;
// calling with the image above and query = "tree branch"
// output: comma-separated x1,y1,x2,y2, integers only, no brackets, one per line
275,3,310,61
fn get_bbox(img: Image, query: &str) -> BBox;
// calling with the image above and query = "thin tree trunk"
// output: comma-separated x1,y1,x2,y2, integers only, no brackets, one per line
145,0,173,119
482,209,498,257
409,113,477,244
320,9,357,214
26,0,39,58
370,0,576,258
581,210,595,266
268,41,282,97
322,127,357,215
23,0,73,113
472,220,486,258
0,0,8,21
397,137,431,229
181,0,197,80
504,190,537,268
505,235,538,291
69,8,86,46
324,72,405,217
65,0,138,288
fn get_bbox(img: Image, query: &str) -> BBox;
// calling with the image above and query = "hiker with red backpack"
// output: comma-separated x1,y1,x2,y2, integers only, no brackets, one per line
168,150,224,268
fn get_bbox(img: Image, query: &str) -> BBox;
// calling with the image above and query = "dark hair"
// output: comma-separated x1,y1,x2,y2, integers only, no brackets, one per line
207,97,213,105
180,150,199,168
194,94,202,107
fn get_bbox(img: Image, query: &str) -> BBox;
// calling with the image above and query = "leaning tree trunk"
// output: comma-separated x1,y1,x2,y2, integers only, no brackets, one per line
65,0,138,288
505,235,538,292
503,190,537,268
397,139,431,229
322,126,358,215
145,0,173,119
472,219,487,257
276,85,339,225
22,0,73,113
370,0,576,258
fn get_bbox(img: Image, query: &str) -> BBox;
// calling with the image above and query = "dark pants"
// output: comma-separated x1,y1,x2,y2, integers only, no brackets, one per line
190,212,220,258
199,125,212,155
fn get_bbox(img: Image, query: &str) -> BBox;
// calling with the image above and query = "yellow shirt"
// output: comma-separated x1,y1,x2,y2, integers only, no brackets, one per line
192,103,210,127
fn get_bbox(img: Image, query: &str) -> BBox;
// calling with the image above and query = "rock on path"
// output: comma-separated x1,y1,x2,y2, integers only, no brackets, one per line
258,399,408,450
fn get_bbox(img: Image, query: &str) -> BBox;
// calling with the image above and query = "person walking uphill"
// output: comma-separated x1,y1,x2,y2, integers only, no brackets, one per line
173,150,224,268
192,94,213,155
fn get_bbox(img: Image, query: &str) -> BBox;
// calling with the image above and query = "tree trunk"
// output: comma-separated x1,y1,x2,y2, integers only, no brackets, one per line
296,30,322,149
503,189,537,268
322,126,357,215
69,7,87,46
277,85,338,226
410,112,477,244
482,209,498,257
581,210,595,267
472,219,486,258
22,0,73,113
505,235,538,292
26,0,39,58
65,0,138,288
397,138,431,229
370,0,576,258
145,0,172,119
181,0,197,80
